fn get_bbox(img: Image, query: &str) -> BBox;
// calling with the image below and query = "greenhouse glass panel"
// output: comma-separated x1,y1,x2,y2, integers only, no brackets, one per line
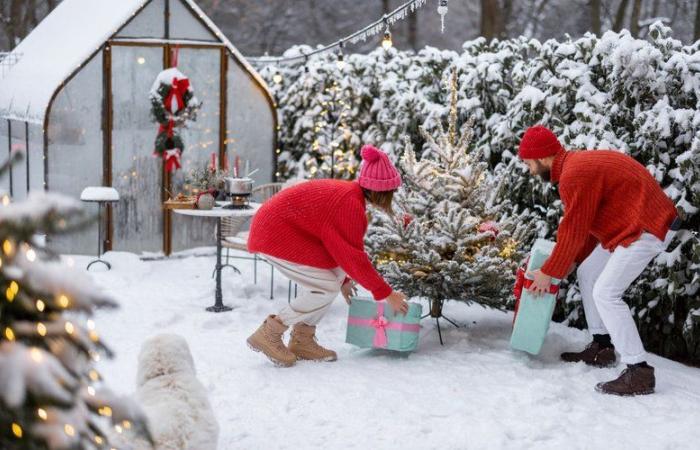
47,52,103,255
111,45,164,254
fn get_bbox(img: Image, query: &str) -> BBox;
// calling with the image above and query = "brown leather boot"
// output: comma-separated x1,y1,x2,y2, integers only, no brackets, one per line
247,315,297,367
288,323,337,362
595,364,655,396
561,341,616,367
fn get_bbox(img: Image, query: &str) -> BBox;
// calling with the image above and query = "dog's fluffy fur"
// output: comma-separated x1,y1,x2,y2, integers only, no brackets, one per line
112,334,219,450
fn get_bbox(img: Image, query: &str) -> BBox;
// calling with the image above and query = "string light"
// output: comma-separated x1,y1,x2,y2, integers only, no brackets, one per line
272,69,283,84
87,386,96,396
65,322,75,335
3,239,14,256
11,423,22,438
336,41,345,70
58,294,70,308
4,327,15,341
37,323,47,336
381,24,393,50
37,408,48,420
26,248,36,262
247,0,426,64
1,195,9,206
30,347,43,363
64,424,75,437
98,406,112,417
36,299,45,311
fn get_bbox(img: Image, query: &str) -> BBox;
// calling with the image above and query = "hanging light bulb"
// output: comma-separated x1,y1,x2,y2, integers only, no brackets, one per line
272,69,283,84
381,26,393,50
336,41,346,70
438,0,449,33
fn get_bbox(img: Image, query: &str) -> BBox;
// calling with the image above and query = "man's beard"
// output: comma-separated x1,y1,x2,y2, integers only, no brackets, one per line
534,161,551,182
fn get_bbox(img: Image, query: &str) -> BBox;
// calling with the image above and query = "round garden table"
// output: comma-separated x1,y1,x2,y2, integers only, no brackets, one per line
173,202,261,312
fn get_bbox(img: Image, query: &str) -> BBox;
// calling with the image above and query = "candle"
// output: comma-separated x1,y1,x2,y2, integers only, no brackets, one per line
234,155,240,178
245,160,250,177
210,152,216,171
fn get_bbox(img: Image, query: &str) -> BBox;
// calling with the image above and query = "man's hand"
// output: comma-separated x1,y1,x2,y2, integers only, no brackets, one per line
341,279,357,305
385,290,409,315
526,269,553,297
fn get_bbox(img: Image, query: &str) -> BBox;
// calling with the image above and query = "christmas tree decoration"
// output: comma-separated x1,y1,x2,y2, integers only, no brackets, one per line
0,157,152,449
366,70,535,344
149,66,202,172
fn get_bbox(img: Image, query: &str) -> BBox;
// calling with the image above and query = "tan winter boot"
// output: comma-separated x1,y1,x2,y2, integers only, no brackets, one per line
288,323,337,362
247,315,297,367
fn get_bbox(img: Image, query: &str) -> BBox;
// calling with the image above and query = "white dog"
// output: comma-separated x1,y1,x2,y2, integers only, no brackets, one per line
112,334,219,450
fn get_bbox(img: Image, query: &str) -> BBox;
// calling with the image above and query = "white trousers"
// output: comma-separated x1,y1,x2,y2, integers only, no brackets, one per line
263,255,346,327
577,231,676,364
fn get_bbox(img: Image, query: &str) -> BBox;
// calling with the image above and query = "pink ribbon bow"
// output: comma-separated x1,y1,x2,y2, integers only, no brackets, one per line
370,313,389,348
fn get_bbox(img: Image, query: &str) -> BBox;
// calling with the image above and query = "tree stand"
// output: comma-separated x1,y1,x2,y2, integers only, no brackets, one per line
421,298,460,345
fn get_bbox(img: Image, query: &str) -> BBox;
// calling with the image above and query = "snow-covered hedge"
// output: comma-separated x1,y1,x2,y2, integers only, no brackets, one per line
257,22,700,363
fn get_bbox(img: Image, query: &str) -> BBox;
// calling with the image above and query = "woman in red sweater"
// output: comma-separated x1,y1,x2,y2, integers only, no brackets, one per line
519,125,679,396
246,145,408,367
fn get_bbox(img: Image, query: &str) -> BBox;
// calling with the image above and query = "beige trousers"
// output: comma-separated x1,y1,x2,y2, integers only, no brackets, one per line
263,255,346,326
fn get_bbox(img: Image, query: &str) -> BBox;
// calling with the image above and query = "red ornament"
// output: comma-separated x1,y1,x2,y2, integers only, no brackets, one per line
478,221,500,239
402,213,413,228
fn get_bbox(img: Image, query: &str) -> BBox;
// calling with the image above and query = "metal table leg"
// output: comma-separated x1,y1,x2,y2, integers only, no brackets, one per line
207,217,233,312
87,202,111,271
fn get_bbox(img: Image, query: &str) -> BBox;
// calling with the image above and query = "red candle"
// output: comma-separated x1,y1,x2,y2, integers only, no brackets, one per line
234,155,240,177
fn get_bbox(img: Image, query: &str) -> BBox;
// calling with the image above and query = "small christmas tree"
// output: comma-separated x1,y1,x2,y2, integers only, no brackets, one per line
366,71,535,340
0,156,151,449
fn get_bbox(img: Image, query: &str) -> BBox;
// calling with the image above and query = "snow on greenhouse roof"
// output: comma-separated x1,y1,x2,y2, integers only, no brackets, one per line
0,0,271,125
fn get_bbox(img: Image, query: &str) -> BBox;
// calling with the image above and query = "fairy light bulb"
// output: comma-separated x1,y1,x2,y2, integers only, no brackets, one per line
272,70,283,84
381,26,393,50
37,408,47,420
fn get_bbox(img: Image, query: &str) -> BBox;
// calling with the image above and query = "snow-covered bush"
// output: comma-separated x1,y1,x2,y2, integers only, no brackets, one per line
257,22,700,363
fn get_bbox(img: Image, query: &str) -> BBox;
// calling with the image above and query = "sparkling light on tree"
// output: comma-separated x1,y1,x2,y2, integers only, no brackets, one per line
0,155,151,449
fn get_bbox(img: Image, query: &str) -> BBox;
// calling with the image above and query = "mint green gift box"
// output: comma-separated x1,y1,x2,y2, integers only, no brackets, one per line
346,297,422,352
510,239,561,355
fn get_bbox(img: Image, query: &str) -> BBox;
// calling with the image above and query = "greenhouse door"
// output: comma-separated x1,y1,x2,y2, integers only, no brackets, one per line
108,42,226,255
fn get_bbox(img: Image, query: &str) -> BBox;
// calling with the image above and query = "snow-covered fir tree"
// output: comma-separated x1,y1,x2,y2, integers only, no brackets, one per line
0,156,151,449
366,71,535,315
258,22,700,363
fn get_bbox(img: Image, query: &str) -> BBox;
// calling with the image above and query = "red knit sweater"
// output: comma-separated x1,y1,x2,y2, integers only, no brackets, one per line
540,149,677,279
247,179,393,300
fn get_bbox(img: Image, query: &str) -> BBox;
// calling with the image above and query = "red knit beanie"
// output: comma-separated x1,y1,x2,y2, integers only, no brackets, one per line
518,125,563,159
358,145,402,192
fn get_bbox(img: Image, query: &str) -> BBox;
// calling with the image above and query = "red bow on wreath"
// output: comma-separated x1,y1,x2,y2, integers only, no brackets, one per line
164,77,190,115
164,149,182,172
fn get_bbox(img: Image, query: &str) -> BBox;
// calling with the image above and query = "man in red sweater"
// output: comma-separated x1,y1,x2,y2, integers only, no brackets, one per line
246,145,408,367
519,125,679,396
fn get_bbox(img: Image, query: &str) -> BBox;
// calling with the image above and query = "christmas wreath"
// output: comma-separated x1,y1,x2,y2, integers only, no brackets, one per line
149,67,201,171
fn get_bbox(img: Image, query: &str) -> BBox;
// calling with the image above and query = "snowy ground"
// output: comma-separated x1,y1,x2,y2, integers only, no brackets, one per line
71,250,700,450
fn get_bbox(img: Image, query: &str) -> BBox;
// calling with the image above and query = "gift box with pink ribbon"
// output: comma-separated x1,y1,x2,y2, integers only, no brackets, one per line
346,297,422,352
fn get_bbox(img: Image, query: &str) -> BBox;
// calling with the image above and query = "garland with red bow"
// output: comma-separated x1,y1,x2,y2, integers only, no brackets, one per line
149,67,201,172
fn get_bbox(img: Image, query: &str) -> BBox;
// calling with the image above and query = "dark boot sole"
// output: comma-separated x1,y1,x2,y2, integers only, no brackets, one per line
561,358,617,368
246,339,297,368
594,384,654,396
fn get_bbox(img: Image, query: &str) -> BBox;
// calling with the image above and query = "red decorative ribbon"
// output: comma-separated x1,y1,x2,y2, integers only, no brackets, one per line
164,77,190,115
158,117,175,138
512,260,560,325
164,149,181,172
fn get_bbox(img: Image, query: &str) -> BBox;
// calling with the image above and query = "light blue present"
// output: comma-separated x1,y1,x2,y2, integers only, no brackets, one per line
510,239,561,355
346,297,422,352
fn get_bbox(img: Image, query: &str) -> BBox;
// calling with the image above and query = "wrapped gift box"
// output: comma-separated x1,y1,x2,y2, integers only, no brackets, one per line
346,297,422,352
510,238,561,355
